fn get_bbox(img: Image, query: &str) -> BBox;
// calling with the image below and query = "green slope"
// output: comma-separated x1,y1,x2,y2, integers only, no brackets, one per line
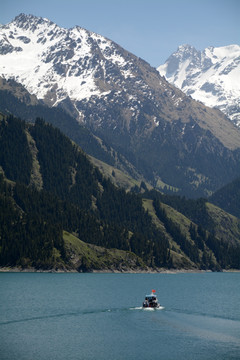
0,116,170,270
63,231,146,272
143,191,240,270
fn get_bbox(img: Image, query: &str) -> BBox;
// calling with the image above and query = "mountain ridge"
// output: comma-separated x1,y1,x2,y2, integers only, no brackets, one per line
1,14,240,197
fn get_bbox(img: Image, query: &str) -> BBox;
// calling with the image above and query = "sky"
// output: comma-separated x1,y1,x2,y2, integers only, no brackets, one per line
1,0,239,67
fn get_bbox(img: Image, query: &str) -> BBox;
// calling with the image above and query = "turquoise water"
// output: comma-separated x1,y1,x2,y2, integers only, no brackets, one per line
0,272,239,360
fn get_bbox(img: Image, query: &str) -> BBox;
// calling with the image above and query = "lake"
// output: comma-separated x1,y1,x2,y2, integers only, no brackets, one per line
0,272,239,360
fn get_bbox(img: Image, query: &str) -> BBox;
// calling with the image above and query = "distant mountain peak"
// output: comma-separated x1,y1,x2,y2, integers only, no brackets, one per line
158,44,240,126
177,44,197,53
13,13,53,26
11,13,51,33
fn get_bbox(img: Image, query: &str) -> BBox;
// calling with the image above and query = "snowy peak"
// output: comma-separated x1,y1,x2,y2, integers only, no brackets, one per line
0,14,141,107
159,45,200,77
12,13,54,31
158,44,240,126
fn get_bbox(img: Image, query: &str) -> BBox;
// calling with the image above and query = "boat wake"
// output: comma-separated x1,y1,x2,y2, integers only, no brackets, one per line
0,306,166,326
0,308,120,326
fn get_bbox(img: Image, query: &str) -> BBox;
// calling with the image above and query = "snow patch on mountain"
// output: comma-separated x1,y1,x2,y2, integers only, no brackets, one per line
158,44,240,126
0,14,135,106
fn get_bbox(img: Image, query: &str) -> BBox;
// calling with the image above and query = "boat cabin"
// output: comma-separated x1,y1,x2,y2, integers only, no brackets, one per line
145,295,157,302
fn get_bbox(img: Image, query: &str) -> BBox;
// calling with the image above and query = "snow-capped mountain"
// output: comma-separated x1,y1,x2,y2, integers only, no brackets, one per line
158,44,240,127
1,14,240,197
0,13,131,106
0,13,175,122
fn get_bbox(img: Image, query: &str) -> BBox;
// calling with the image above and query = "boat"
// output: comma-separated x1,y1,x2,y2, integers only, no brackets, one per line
142,289,160,308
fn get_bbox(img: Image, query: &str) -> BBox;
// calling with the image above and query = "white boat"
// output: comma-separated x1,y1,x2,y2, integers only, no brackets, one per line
142,290,160,309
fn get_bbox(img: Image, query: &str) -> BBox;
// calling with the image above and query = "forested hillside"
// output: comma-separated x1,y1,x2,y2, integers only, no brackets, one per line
0,115,170,270
143,190,240,269
0,88,114,165
209,177,240,218
0,87,143,182
0,115,240,271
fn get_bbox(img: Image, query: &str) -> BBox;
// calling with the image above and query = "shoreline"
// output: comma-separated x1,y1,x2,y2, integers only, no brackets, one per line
1,266,239,274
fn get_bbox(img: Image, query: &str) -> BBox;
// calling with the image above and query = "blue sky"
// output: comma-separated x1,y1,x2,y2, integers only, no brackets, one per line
1,0,239,67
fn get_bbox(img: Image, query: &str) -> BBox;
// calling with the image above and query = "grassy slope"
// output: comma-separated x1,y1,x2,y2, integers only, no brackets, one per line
143,196,240,270
142,198,196,269
206,202,240,246
89,156,142,191
89,155,178,193
63,231,147,272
